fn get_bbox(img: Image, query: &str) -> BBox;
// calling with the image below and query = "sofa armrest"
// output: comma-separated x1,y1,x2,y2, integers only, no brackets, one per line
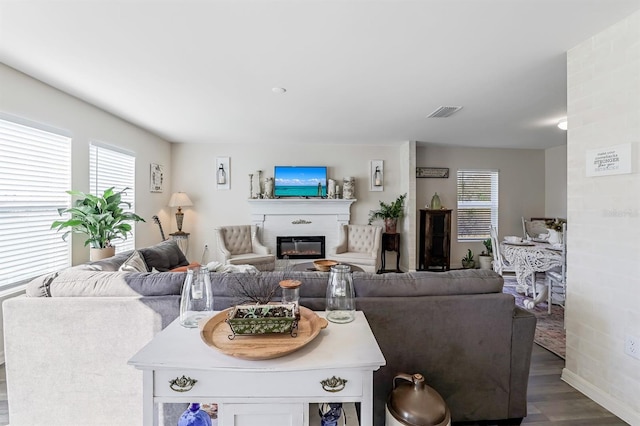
508,307,537,419
332,224,348,254
215,227,232,261
250,226,271,255
3,295,182,425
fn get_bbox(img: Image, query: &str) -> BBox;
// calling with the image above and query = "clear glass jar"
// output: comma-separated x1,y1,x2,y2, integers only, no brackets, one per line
325,264,355,323
279,279,301,317
180,266,214,328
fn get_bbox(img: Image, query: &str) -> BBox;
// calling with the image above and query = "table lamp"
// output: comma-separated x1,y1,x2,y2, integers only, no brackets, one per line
168,192,193,234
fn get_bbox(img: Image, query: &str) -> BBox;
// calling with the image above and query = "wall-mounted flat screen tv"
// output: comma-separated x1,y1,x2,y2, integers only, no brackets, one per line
274,166,327,197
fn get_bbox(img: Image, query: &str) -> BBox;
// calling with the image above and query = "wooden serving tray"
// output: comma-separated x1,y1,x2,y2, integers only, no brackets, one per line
199,306,329,360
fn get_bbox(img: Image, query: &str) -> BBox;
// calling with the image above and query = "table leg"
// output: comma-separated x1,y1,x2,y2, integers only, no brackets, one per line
396,248,400,272
142,370,155,426
360,372,374,426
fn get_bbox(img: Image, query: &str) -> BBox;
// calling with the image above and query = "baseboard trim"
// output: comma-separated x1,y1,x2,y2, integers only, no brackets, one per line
562,368,639,425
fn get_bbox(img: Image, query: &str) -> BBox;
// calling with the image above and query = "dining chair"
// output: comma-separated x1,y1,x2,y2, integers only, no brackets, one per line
489,226,516,277
546,222,567,316
522,217,550,240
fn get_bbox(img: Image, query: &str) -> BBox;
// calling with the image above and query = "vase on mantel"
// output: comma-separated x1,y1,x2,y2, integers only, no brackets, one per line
430,193,441,210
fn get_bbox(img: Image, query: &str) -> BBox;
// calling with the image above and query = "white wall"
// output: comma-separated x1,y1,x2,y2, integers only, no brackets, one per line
545,144,568,219
170,142,411,266
416,145,546,267
562,11,640,425
0,64,173,265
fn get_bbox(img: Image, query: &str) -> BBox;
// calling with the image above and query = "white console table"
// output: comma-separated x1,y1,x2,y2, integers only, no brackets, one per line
128,311,385,426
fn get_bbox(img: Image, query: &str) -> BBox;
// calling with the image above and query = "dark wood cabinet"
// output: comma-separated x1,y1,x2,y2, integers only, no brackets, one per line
419,209,452,271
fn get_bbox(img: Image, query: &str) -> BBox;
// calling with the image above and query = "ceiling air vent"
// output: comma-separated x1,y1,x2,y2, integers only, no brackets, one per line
426,106,463,118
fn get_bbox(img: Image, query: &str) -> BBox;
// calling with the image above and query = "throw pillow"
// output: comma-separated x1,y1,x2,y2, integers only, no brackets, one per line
139,239,189,271
118,250,149,273
169,262,201,272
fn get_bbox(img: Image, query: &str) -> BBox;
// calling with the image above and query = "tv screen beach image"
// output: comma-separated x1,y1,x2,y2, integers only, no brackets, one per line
274,166,327,197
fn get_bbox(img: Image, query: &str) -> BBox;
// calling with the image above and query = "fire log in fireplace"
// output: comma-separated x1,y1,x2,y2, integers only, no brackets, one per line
276,236,325,259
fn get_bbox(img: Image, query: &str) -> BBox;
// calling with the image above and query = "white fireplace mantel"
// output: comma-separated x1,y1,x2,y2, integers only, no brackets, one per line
247,199,356,258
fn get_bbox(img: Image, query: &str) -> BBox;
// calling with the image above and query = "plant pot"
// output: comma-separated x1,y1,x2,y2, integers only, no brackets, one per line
461,260,475,269
384,218,398,234
90,246,115,261
226,303,297,337
478,255,492,270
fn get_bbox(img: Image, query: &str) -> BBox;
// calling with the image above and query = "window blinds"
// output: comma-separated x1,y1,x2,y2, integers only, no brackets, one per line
456,169,499,241
89,142,136,253
0,117,71,289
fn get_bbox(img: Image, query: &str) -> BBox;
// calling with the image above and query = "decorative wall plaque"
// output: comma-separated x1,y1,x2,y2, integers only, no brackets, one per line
416,167,449,178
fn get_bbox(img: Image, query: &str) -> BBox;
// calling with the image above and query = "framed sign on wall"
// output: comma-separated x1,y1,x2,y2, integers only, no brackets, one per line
416,167,449,178
150,163,164,192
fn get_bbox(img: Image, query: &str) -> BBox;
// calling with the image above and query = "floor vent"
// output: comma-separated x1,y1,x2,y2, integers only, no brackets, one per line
426,106,463,118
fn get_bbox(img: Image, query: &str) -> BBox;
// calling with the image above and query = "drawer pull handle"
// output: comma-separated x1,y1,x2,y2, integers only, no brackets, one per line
169,375,197,392
321,376,348,393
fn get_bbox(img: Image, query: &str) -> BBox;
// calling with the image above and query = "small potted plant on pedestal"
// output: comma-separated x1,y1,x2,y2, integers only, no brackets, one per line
367,193,407,233
461,249,475,269
478,239,493,270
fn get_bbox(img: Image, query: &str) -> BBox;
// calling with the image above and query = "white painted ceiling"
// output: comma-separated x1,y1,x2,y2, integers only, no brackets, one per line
1,0,639,149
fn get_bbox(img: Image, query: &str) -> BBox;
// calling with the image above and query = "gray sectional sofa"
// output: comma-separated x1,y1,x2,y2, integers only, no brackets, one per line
3,240,536,426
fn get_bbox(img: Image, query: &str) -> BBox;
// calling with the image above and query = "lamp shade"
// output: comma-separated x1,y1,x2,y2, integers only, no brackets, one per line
168,192,193,208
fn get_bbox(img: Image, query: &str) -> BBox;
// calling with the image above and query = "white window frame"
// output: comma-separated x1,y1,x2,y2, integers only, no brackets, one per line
0,114,72,289
457,169,499,241
89,141,137,253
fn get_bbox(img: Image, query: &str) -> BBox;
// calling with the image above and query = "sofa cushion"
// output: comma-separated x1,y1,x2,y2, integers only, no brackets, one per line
29,269,186,297
169,262,201,272
138,240,189,272
118,250,149,273
353,269,503,297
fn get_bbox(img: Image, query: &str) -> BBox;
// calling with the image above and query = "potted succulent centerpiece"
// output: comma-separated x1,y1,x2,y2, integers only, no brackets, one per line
51,187,145,261
478,238,493,270
368,193,407,233
226,275,299,338
226,303,298,338
461,249,475,269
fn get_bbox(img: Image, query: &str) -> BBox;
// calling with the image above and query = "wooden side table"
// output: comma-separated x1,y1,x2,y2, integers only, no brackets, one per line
379,233,401,273
169,232,190,257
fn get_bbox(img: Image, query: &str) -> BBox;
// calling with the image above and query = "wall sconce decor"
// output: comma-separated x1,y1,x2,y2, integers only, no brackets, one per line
216,157,230,190
370,160,384,192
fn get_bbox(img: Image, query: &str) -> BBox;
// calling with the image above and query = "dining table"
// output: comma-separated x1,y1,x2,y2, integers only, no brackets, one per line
500,239,564,308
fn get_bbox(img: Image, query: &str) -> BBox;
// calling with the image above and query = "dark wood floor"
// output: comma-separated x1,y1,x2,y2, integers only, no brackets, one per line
0,345,628,425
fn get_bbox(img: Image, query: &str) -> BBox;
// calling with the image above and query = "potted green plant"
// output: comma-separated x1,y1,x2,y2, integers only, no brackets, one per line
461,249,475,269
478,238,493,270
51,187,145,260
367,193,407,233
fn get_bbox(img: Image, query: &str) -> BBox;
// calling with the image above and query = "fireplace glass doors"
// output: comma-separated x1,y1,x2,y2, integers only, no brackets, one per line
276,236,325,259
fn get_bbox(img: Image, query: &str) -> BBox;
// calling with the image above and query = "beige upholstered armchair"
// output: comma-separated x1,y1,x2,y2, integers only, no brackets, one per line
215,225,276,271
329,224,383,273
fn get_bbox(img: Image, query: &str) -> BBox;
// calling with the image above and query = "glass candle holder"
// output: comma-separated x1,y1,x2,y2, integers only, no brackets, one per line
180,266,214,328
325,264,355,323
279,279,301,317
